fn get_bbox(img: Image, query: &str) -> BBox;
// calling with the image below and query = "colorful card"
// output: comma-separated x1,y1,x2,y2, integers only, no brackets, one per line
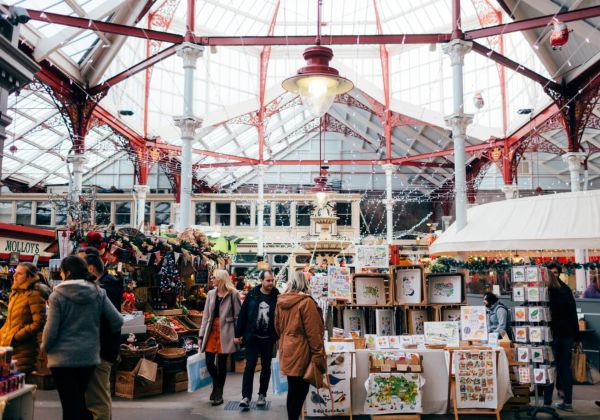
513,287,525,302
514,326,528,343
517,346,530,362
528,307,543,322
399,336,414,347
529,327,543,343
527,266,540,282
533,368,547,384
514,307,527,322
365,334,377,349
376,336,391,349
388,336,402,349
526,287,541,302
518,366,531,384
512,266,526,283
531,347,545,363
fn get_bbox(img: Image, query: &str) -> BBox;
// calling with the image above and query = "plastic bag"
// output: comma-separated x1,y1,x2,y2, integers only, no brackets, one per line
187,352,212,392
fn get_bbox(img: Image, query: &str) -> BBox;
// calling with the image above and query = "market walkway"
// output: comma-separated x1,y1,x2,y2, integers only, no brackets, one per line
33,373,600,419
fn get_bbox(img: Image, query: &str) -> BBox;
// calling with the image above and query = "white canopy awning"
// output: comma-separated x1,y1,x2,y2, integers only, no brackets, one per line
430,191,600,257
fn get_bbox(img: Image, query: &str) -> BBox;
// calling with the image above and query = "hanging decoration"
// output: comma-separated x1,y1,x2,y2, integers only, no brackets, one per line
550,19,569,50
430,257,600,275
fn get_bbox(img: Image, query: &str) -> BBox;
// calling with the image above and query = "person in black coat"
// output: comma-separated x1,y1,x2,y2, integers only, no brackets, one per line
84,254,123,420
543,269,580,412
234,270,279,409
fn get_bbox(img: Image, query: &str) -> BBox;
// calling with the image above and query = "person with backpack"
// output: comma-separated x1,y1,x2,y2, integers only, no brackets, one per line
484,292,512,339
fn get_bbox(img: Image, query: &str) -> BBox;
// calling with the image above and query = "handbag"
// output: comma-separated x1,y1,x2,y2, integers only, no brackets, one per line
303,359,326,388
571,343,588,384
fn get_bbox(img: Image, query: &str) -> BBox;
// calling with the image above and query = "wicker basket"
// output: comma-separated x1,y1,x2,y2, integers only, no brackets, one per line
188,313,202,324
147,323,179,343
119,339,159,371
157,347,186,359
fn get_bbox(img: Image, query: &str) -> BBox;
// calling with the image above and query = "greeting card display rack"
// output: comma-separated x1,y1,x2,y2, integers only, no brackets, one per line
510,266,560,420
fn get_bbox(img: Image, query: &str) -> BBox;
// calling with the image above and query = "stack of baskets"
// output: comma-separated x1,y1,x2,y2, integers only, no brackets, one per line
119,338,159,371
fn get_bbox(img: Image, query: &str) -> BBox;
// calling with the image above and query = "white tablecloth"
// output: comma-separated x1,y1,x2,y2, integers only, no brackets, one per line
351,348,512,415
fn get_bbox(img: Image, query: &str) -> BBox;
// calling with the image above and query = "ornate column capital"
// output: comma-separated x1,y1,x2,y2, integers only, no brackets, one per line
442,39,472,66
173,116,202,138
133,184,150,197
444,113,473,136
176,42,204,69
562,152,586,171
67,153,87,170
381,163,395,175
501,184,519,200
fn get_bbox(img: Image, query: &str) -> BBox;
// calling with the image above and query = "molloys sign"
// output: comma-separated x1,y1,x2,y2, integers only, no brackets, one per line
0,238,52,256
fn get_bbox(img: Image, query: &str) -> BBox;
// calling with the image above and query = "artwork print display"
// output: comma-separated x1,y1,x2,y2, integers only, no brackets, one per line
364,373,423,414
423,321,460,346
342,309,365,336
442,308,461,322
327,266,352,301
454,350,498,409
460,306,488,341
376,309,395,336
427,275,462,304
395,268,422,304
310,273,328,301
355,276,387,305
408,309,428,335
306,352,352,416
355,245,389,269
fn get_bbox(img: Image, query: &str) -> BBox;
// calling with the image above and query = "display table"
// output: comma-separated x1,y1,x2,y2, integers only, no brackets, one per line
351,348,512,415
0,384,35,420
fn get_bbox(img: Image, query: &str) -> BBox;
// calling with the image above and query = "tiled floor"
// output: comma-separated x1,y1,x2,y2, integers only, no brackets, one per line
33,373,600,419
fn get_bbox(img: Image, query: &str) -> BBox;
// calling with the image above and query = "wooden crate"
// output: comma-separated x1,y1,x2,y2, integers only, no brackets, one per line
424,272,466,305
115,368,163,399
163,371,189,393
370,415,421,420
352,273,392,306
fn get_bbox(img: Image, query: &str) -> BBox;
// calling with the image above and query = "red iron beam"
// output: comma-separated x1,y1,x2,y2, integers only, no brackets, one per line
471,42,560,91
149,142,259,163
465,5,600,40
92,105,146,149
90,44,178,94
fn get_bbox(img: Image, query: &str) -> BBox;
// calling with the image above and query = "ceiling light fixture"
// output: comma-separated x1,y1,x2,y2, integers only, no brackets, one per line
282,0,353,118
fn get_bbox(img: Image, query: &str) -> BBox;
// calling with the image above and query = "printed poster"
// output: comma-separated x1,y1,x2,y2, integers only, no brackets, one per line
356,245,389,269
310,272,328,301
355,276,387,305
395,268,422,304
423,321,460,346
376,308,395,336
364,372,423,414
427,275,462,304
342,309,365,336
454,350,498,409
460,306,488,341
306,352,352,416
327,266,352,301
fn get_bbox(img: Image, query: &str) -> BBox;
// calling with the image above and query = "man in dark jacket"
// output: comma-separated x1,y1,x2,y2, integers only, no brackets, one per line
234,270,279,409
85,254,123,420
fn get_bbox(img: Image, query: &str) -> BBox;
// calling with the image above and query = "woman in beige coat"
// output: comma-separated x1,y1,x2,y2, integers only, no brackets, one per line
198,269,241,406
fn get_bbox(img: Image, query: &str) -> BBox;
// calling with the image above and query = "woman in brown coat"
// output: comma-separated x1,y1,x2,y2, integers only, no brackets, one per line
275,270,326,420
0,263,47,374
198,269,241,406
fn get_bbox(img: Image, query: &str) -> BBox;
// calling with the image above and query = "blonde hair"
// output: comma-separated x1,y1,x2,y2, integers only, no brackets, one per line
213,269,236,294
284,270,309,294
547,270,561,289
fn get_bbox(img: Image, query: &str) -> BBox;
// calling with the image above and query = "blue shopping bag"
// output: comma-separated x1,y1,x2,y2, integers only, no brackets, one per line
187,352,212,392
271,357,288,394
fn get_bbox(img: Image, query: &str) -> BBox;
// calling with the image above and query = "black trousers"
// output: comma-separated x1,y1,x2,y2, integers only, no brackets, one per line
242,336,275,399
286,375,309,420
205,352,228,388
543,336,574,405
50,366,95,420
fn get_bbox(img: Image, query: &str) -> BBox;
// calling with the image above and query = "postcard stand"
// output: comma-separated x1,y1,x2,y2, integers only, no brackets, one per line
446,346,501,420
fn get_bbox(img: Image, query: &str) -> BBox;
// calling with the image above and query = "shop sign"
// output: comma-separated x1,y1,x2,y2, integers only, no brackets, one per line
0,238,51,256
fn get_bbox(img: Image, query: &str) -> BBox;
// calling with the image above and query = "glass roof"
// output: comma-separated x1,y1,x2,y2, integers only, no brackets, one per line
3,0,600,196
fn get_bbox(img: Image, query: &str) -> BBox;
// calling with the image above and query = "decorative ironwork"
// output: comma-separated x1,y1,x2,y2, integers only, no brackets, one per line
48,187,98,230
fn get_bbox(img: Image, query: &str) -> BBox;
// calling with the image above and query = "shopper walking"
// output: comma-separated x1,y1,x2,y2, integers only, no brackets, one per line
483,292,512,340
198,269,241,406
0,263,47,375
234,270,279,408
84,254,123,420
275,271,326,420
543,270,581,412
42,256,123,420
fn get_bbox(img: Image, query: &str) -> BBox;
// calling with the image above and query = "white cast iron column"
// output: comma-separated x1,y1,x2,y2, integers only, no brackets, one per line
67,153,86,201
257,164,266,257
133,184,149,230
501,184,519,200
563,152,587,291
443,39,473,232
174,42,204,231
382,163,395,244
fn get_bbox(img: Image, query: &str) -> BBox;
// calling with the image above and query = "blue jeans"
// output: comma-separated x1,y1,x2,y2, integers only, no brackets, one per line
543,336,574,405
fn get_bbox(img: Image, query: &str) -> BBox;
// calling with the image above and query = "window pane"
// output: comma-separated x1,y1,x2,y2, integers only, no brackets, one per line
115,201,131,226
216,202,230,226
336,202,352,226
36,201,52,226
296,204,312,227
0,202,12,223
55,202,67,226
275,202,290,227
16,201,32,225
236,204,251,226
155,202,171,225
95,201,111,225
144,202,151,224
256,203,271,226
195,202,211,225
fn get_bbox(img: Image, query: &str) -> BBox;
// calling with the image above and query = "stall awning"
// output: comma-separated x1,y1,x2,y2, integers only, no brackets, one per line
430,191,600,257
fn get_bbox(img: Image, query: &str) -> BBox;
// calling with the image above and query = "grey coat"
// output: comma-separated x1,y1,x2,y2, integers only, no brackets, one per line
198,289,241,354
41,280,123,368
486,301,511,339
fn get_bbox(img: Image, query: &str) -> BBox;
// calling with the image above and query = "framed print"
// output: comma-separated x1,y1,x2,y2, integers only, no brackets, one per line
355,275,387,305
407,309,428,335
376,309,395,336
355,245,389,270
327,266,352,301
442,308,461,322
395,267,423,304
424,321,460,346
427,274,463,304
343,308,366,336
